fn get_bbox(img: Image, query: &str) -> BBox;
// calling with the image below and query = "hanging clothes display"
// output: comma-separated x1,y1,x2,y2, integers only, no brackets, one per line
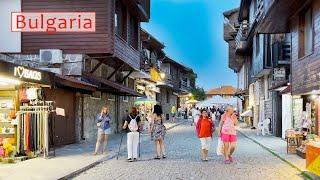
17,105,52,158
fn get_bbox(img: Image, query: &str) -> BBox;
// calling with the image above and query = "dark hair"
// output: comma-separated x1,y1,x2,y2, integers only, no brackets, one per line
153,104,163,116
131,107,138,116
200,109,207,114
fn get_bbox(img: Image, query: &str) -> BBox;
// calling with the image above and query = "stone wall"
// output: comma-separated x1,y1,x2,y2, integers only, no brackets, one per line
79,93,135,142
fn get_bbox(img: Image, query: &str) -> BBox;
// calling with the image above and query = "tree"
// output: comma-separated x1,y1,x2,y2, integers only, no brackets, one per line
191,87,206,101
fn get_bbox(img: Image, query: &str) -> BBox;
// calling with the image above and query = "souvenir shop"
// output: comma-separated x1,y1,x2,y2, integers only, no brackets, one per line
0,60,55,162
285,92,320,176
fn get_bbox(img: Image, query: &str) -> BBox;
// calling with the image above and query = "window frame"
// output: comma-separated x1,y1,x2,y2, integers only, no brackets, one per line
298,7,314,59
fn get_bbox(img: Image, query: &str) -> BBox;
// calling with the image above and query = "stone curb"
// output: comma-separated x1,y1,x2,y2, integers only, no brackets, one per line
58,120,188,180
238,129,314,180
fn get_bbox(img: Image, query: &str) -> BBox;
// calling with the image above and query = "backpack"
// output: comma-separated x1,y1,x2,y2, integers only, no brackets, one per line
128,115,139,132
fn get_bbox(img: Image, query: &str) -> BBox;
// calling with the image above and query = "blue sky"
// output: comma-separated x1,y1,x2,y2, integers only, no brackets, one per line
141,0,240,91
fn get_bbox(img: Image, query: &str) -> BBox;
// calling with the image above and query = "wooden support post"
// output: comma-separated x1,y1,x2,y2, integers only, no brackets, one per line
107,63,124,80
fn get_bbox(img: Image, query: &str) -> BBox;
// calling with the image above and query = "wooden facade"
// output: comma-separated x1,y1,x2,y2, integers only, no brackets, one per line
290,0,320,95
21,0,150,70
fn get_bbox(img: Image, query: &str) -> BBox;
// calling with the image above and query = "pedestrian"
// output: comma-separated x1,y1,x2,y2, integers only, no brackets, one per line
196,109,215,161
191,106,200,126
184,107,188,119
150,104,166,159
122,107,141,162
94,106,111,155
178,106,182,117
218,105,238,164
171,105,177,122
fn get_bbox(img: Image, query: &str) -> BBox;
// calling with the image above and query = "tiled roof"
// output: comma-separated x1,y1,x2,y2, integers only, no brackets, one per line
206,86,237,96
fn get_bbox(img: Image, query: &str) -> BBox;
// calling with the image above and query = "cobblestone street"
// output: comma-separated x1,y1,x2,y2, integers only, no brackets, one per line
74,122,304,180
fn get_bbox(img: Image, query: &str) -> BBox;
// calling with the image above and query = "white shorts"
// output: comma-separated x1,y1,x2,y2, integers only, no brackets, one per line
200,137,211,150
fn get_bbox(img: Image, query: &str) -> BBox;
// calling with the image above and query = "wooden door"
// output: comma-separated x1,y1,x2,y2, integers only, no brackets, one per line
44,88,76,146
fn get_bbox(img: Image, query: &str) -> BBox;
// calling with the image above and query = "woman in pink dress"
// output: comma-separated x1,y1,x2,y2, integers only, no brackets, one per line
218,106,238,164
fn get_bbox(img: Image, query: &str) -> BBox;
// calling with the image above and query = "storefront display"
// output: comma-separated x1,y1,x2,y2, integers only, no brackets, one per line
0,60,55,162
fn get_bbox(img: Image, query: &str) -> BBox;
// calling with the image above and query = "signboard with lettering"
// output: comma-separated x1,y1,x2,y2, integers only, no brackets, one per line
14,66,42,81
273,68,286,81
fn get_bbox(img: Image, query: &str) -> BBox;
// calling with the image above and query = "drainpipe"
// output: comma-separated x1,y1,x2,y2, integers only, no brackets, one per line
115,95,120,134
81,95,85,140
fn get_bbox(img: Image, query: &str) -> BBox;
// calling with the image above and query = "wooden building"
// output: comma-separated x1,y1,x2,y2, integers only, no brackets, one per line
1,0,151,143
257,0,320,136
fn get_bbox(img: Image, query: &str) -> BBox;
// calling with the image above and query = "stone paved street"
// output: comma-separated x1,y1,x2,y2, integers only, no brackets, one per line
74,122,304,180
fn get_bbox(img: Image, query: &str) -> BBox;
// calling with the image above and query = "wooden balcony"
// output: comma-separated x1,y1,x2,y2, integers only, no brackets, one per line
257,0,308,33
114,35,140,70
235,21,249,54
157,74,174,88
223,23,239,42
179,80,191,93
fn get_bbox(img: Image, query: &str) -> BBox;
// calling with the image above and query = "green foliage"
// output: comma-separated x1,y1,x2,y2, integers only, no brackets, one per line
191,87,206,101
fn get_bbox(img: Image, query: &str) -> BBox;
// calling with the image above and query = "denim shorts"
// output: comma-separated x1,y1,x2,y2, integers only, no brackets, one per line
98,128,111,135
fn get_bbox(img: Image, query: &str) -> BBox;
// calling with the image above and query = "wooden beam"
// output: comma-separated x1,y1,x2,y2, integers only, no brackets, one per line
90,61,104,73
120,70,134,83
107,62,124,80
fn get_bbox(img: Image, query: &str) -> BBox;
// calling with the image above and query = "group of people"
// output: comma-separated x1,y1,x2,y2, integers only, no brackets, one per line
194,105,238,164
93,105,167,162
92,104,238,164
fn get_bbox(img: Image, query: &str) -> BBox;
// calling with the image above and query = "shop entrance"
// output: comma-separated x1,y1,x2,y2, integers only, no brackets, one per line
44,88,76,146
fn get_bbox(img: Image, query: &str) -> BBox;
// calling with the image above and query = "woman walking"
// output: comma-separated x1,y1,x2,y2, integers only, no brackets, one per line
150,104,166,159
196,109,215,161
218,106,238,164
94,106,111,155
123,107,141,162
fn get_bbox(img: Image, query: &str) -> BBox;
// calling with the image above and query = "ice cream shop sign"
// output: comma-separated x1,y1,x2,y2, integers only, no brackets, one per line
11,12,96,33
14,66,42,81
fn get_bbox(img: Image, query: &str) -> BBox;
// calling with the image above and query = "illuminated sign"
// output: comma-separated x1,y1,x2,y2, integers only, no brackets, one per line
14,66,42,81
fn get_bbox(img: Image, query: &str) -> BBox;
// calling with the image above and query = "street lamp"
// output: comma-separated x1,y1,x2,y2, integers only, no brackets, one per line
160,72,166,79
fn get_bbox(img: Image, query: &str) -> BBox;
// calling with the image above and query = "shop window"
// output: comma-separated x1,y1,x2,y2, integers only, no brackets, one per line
299,7,313,58
166,90,170,103
115,0,127,40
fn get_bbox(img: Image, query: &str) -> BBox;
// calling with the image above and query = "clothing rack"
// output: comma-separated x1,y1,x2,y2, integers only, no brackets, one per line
17,104,56,159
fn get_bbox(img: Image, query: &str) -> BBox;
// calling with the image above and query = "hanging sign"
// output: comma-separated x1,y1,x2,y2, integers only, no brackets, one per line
273,68,286,81
14,66,42,81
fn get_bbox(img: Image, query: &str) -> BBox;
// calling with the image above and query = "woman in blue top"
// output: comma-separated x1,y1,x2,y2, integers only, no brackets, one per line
94,106,111,155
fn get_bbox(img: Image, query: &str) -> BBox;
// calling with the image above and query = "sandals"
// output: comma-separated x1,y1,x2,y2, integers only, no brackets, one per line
154,156,161,159
162,155,167,159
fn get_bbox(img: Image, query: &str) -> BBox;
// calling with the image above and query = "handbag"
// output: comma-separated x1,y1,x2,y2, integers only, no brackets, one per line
216,138,224,156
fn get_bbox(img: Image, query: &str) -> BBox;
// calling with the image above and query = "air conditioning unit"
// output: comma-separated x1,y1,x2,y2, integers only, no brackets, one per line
39,49,63,65
39,67,62,74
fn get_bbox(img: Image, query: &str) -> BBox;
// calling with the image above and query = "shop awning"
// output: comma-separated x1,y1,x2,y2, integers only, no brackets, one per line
240,110,253,117
82,73,145,97
54,74,97,92
280,85,291,95
234,89,248,96
127,70,151,79
134,97,156,105
269,80,289,91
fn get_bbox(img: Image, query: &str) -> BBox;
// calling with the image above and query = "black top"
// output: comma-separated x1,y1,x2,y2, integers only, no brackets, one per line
124,114,141,133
